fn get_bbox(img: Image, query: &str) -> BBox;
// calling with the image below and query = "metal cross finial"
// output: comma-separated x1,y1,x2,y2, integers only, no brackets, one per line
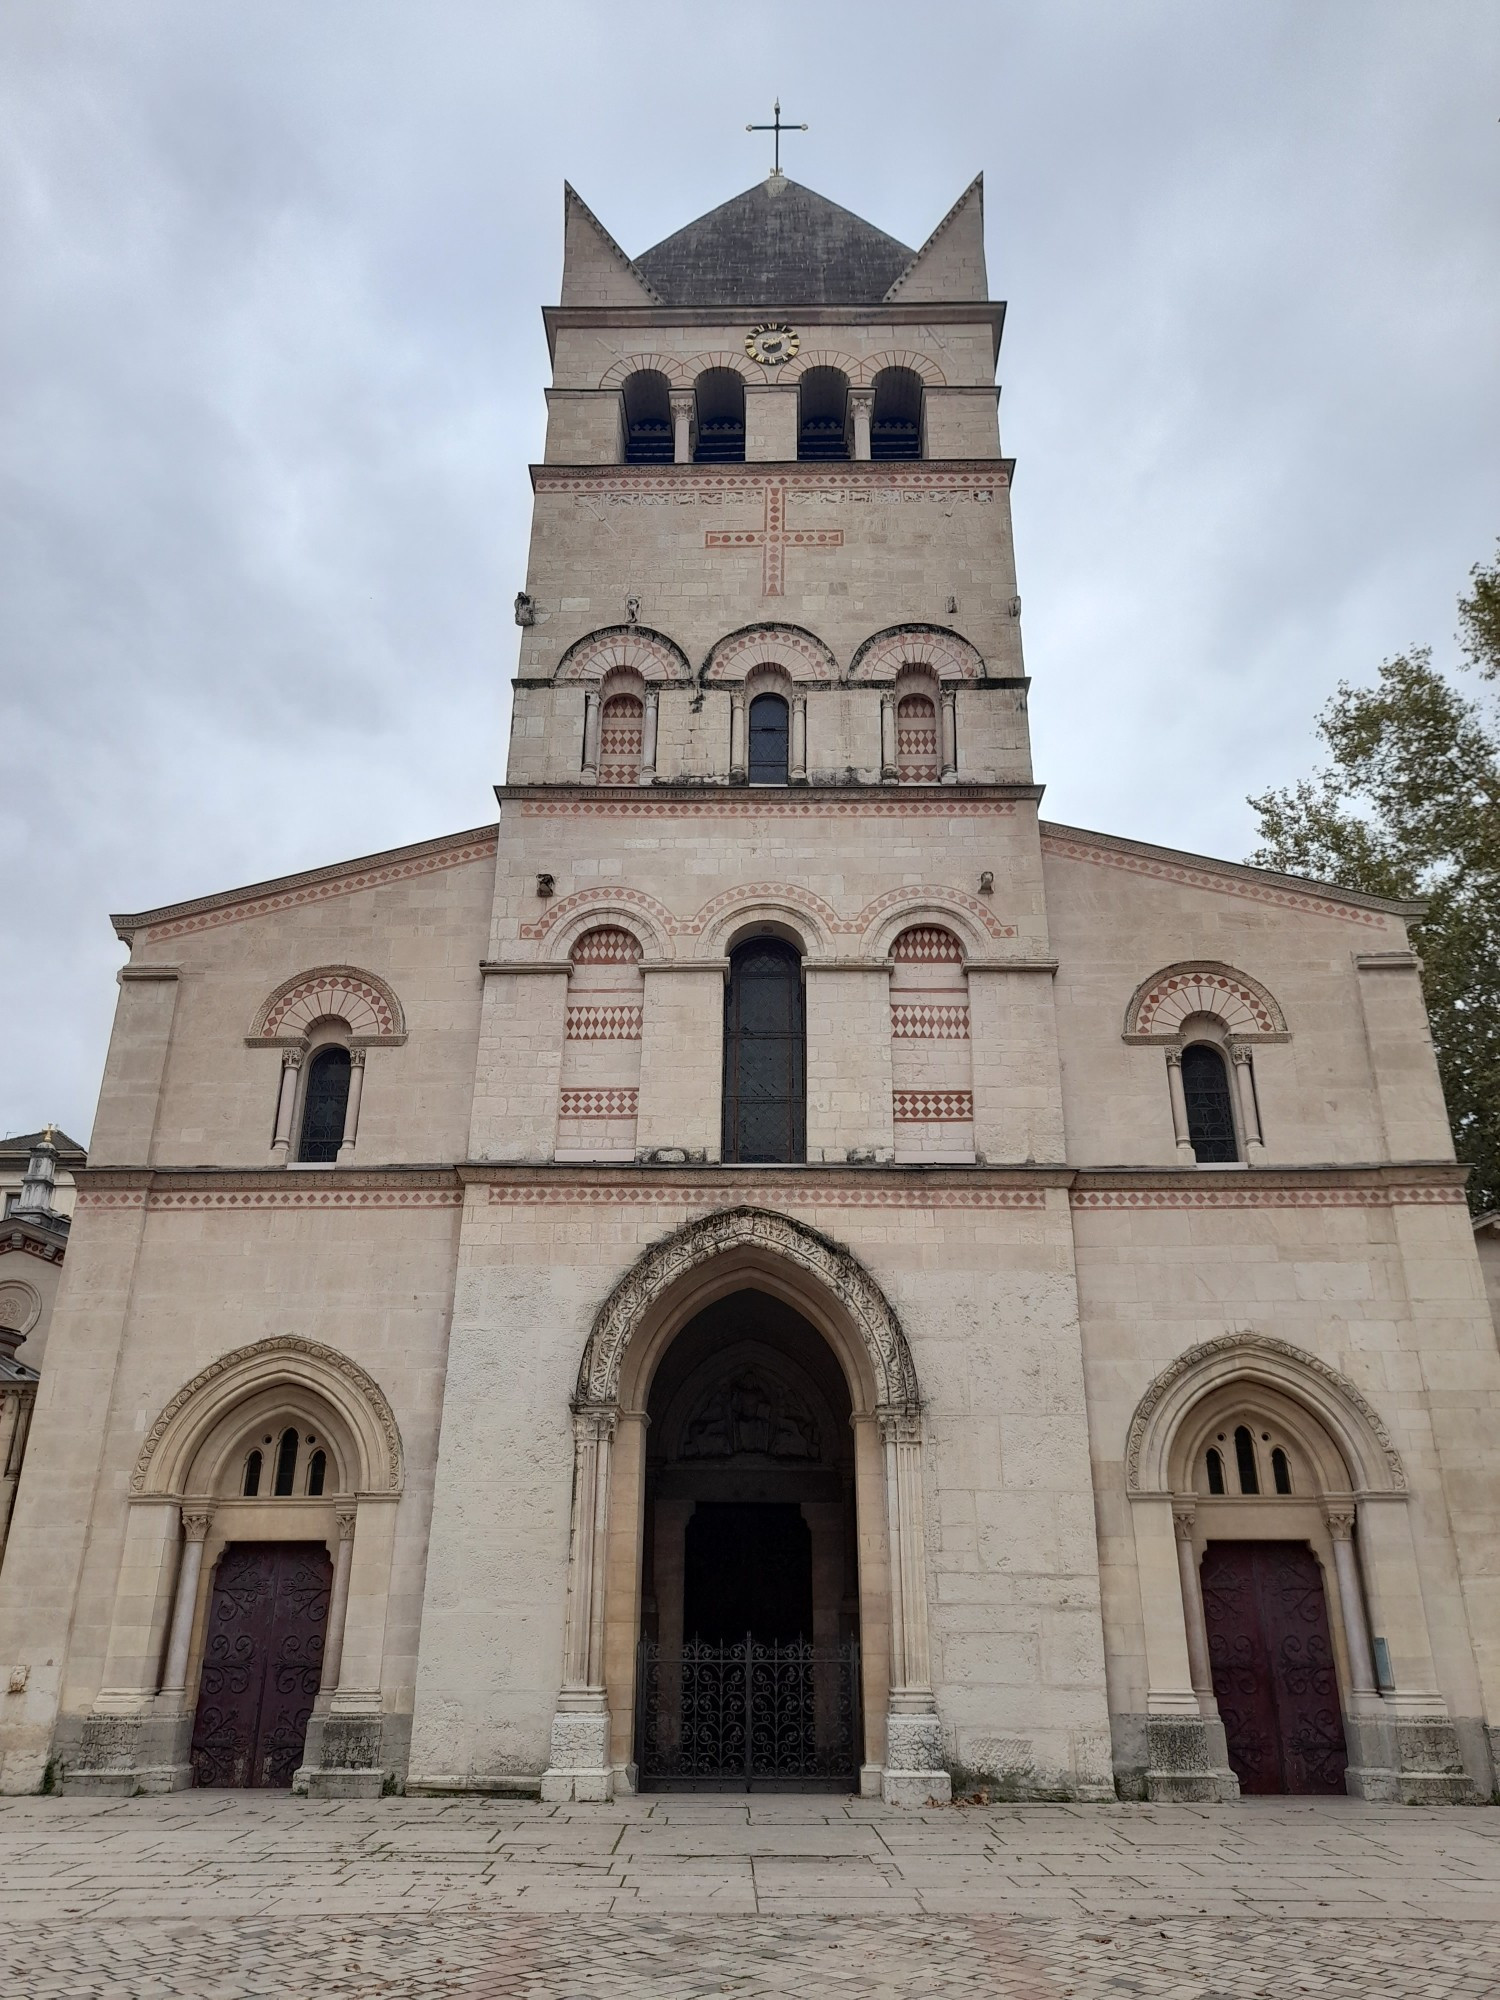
746,99,808,176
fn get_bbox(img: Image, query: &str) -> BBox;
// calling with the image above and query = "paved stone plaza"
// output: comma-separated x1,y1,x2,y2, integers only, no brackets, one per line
2,1793,1499,1997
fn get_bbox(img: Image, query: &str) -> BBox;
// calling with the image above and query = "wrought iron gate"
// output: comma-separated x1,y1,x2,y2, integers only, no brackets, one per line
637,1635,860,1790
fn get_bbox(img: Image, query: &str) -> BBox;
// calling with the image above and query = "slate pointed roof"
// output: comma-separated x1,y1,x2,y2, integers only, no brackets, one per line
635,177,915,307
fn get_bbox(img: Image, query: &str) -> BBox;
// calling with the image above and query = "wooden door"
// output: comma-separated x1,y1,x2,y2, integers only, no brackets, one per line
1201,1539,1348,1795
190,1542,331,1788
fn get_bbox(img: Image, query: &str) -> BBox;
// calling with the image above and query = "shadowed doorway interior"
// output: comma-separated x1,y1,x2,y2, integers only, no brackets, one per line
636,1289,860,1790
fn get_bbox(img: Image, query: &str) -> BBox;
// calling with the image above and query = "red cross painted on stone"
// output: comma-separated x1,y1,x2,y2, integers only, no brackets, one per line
704,483,843,597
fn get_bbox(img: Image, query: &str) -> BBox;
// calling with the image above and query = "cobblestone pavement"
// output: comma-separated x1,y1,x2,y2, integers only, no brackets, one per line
2,1792,1499,1997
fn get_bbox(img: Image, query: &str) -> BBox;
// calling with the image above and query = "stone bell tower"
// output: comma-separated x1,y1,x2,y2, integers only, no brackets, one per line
404,163,1115,1807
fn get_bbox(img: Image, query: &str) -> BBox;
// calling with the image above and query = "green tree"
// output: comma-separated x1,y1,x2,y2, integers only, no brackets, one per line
1247,547,1500,1215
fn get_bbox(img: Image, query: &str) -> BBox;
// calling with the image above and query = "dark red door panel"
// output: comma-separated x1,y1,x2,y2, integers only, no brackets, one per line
1201,1539,1347,1796
191,1542,331,1789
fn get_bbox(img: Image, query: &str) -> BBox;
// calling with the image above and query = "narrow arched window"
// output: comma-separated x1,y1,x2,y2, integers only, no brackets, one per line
242,1449,263,1498
723,938,805,1164
748,694,790,785
871,367,923,460
1205,1447,1225,1495
298,1047,351,1163
693,368,745,462
797,368,849,460
273,1426,300,1497
1181,1043,1237,1163
622,369,673,464
1234,1425,1260,1494
1272,1447,1292,1495
307,1448,327,1497
599,693,643,784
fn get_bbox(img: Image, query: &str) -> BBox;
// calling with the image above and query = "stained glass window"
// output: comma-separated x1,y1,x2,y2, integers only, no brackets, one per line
298,1046,350,1163
723,939,805,1163
1182,1043,1237,1163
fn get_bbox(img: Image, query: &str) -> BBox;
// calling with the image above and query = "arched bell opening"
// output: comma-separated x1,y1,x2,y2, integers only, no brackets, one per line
636,1288,861,1790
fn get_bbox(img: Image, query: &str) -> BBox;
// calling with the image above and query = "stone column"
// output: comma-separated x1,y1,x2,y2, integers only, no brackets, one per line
336,1049,365,1164
1324,1506,1378,1697
878,1405,950,1804
1131,1493,1237,1800
1165,1050,1197,1163
1232,1047,1266,1163
541,1403,617,1801
790,696,808,782
581,690,601,782
669,392,694,464
879,694,897,782
729,691,748,782
939,689,958,782
159,1509,213,1696
849,389,873,461
270,1050,302,1164
319,1506,359,1694
1172,1503,1217,1708
640,688,659,782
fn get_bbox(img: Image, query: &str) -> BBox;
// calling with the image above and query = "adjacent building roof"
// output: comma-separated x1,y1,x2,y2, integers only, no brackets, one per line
0,1130,85,1167
635,177,915,307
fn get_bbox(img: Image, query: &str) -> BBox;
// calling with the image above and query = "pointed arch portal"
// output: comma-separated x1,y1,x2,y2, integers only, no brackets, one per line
542,1208,949,1804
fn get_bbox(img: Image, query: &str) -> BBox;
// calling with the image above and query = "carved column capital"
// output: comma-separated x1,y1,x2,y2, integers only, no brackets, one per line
668,391,695,420
571,1401,619,1446
1231,1043,1254,1068
1164,1047,1184,1071
1171,1500,1197,1542
335,1504,358,1543
283,1047,304,1071
876,1403,922,1448
180,1508,213,1544
1324,1504,1357,1541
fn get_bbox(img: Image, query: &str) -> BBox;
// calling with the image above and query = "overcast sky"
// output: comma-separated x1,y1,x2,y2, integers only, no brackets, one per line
2,1,1496,1143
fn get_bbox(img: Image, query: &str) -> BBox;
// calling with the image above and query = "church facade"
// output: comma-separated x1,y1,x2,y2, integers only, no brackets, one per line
3,171,1498,1808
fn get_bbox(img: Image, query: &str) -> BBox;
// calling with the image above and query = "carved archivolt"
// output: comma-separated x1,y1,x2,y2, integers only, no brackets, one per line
855,349,947,388
702,624,839,685
596,352,771,390
848,625,985,684
555,626,692,687
576,1206,920,1412
1125,961,1288,1042
1125,1333,1405,1495
132,1334,404,1495
250,966,405,1045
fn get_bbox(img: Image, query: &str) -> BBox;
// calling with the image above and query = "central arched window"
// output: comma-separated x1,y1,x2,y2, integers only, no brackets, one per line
298,1046,351,1163
797,367,850,460
748,693,790,785
693,368,745,462
1181,1043,1238,1163
723,938,805,1163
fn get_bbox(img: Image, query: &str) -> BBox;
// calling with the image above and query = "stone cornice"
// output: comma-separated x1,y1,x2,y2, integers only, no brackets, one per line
1039,821,1422,927
112,826,499,945
496,784,1036,814
67,1161,1469,1216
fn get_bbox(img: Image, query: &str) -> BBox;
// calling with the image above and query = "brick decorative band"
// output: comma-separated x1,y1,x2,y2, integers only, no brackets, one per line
892,1090,974,1123
564,1006,644,1040
520,797,1017,820
559,1089,639,1119
890,1004,970,1039
485,1182,1048,1209
1071,1185,1467,1210
140,1188,464,1212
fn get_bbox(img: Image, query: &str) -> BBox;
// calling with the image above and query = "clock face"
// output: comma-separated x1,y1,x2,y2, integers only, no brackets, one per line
746,322,799,366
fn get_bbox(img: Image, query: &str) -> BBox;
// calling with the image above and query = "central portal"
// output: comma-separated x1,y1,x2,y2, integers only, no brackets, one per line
636,1288,861,1790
